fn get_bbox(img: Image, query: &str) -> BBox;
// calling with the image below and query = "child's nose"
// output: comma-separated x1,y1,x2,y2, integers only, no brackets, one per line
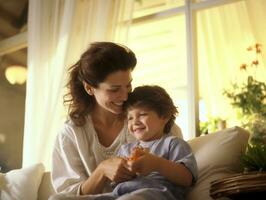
132,117,141,125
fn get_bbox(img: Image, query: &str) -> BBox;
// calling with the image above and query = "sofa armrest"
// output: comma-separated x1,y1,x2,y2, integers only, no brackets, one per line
38,172,55,200
185,126,250,200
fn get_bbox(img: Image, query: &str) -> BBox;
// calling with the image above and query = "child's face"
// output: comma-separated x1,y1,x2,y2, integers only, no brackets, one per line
127,106,168,141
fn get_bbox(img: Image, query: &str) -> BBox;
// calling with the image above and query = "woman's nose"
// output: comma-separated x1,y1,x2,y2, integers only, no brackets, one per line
120,88,129,101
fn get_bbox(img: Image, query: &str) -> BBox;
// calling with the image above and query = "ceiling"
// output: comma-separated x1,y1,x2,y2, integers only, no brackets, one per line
0,0,28,86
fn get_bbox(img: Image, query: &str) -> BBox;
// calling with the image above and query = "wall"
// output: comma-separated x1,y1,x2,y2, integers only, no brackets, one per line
0,75,25,172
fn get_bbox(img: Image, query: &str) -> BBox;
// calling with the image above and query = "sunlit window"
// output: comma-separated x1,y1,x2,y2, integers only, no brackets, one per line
127,0,190,138
126,0,266,138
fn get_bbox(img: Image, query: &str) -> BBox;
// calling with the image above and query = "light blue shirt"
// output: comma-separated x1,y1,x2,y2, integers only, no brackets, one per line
114,134,198,200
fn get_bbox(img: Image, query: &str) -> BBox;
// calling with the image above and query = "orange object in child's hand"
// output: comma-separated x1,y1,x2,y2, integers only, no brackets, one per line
127,146,148,161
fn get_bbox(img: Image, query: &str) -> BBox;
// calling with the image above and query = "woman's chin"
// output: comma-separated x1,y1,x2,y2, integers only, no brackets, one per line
109,107,123,115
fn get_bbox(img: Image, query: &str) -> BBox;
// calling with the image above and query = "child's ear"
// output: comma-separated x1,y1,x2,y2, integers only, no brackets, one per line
162,115,171,124
83,81,94,95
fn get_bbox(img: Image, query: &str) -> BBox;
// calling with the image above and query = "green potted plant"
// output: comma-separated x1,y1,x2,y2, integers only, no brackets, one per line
223,43,266,130
223,43,266,172
199,117,226,135
240,115,266,172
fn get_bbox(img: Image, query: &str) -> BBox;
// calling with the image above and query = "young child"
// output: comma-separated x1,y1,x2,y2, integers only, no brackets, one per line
112,85,198,200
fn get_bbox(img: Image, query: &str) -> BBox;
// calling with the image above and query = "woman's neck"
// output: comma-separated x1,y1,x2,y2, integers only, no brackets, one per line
90,106,124,127
90,106,125,147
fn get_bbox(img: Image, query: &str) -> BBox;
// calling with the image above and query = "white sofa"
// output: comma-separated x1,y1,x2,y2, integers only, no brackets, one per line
38,172,55,200
1,126,250,200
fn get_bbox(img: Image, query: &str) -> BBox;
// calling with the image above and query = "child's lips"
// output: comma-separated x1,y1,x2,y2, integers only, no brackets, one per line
133,127,145,134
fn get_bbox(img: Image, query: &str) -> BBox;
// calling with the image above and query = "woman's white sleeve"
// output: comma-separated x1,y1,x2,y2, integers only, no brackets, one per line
51,125,85,195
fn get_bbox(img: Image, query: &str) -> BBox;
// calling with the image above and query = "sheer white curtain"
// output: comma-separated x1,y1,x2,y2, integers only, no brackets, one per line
246,0,266,66
197,0,266,126
23,0,134,169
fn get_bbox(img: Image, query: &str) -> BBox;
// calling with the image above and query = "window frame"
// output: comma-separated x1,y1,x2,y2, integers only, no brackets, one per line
128,0,244,138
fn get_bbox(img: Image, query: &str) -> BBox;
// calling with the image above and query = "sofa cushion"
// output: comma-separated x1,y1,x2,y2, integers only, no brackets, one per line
38,172,55,200
0,163,45,200
186,126,249,200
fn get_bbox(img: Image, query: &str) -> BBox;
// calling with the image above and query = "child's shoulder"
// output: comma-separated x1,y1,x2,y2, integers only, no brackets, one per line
163,134,184,143
163,134,190,148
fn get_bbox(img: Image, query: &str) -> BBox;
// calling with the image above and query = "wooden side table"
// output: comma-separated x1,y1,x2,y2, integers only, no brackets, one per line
210,172,266,200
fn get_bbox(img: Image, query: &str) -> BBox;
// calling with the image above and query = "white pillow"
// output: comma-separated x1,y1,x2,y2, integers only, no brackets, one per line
0,163,45,200
186,126,249,200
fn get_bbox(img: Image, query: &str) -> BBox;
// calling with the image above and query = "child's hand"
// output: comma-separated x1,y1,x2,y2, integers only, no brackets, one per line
127,151,161,176
127,146,148,161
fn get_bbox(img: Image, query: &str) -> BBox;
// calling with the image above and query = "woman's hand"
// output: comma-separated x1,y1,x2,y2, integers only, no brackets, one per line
81,157,134,195
127,153,160,176
100,157,136,183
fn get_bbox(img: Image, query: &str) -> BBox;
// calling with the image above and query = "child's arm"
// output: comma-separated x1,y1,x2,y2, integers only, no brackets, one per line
128,153,193,187
157,156,193,186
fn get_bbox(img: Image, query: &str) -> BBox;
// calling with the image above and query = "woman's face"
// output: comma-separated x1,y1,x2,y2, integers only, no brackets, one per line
88,70,133,114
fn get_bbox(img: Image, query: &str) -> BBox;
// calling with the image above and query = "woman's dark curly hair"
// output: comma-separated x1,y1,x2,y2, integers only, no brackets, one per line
64,42,137,126
123,85,178,134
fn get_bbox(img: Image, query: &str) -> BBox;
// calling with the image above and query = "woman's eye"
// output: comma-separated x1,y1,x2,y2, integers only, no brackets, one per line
108,88,119,93
127,84,132,92
127,116,133,121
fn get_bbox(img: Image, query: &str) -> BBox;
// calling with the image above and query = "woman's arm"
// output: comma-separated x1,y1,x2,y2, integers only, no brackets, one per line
52,125,135,195
80,157,135,195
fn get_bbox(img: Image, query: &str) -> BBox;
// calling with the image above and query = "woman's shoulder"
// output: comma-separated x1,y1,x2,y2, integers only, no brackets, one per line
57,116,92,140
59,119,79,134
170,123,183,139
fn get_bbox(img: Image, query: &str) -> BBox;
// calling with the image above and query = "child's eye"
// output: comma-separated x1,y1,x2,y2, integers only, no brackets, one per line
127,116,133,121
139,113,147,116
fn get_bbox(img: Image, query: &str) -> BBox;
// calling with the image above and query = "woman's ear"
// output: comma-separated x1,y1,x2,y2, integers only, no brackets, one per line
83,81,94,95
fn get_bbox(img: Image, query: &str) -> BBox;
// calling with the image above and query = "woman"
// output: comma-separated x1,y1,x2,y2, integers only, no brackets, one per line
51,42,182,196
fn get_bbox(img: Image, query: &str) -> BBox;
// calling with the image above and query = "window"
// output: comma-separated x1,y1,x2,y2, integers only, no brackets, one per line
126,0,266,139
